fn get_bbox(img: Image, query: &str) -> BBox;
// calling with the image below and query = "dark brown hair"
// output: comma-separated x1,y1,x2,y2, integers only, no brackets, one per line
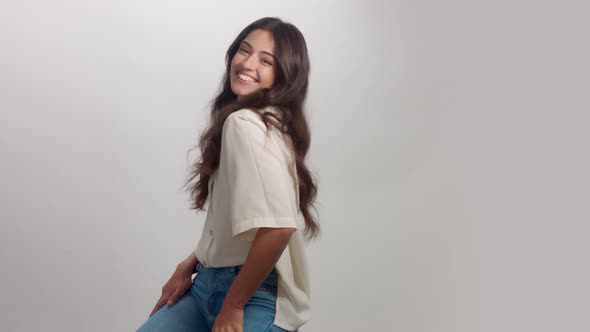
184,17,319,240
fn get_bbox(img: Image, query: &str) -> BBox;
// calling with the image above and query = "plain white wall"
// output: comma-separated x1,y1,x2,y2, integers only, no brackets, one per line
1,1,589,331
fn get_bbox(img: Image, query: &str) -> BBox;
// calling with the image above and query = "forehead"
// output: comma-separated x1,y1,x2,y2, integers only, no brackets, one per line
241,29,275,54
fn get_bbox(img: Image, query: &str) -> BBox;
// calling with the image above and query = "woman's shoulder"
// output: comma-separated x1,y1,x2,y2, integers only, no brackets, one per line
227,106,282,132
231,106,281,120
224,107,294,155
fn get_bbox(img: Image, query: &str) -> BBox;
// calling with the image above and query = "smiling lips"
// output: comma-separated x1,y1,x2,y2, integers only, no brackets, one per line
237,71,258,84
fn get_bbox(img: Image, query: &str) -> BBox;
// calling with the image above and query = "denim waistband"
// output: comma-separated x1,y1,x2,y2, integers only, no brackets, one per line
195,263,278,276
195,263,279,291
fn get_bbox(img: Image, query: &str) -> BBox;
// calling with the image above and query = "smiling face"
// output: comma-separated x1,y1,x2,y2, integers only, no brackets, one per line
230,29,276,101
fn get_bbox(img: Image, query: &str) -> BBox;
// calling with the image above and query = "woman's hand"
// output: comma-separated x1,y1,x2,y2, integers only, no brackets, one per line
212,304,244,332
148,258,196,317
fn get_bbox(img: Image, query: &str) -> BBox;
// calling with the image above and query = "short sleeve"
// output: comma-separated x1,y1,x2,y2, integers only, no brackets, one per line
221,111,299,241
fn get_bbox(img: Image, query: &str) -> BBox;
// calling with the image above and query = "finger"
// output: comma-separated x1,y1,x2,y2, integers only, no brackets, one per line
149,304,161,317
167,289,183,306
149,296,168,317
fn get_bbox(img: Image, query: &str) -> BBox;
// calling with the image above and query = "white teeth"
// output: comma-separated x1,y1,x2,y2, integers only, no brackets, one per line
238,72,256,82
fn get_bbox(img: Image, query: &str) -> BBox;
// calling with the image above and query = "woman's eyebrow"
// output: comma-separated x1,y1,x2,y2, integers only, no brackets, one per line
242,40,275,59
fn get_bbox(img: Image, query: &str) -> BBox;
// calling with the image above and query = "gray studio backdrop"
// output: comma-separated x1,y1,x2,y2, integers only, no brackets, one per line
1,1,589,331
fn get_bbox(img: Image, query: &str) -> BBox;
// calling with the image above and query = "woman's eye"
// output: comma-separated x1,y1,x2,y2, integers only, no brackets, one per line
239,47,249,53
262,60,272,65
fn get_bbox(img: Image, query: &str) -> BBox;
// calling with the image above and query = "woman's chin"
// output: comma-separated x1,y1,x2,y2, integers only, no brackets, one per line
232,87,261,100
231,85,250,96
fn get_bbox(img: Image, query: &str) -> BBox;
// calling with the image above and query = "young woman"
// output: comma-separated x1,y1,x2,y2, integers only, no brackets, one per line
136,17,319,332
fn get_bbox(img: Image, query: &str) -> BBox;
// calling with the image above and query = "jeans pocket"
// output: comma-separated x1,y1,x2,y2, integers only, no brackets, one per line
258,271,278,293
257,283,277,293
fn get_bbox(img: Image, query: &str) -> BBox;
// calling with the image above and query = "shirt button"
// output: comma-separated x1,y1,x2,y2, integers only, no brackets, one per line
209,229,213,235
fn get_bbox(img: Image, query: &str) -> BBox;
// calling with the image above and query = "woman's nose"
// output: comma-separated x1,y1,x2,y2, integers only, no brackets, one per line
242,55,257,69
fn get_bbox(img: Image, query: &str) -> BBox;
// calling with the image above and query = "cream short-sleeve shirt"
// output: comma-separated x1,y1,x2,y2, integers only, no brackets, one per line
194,106,311,331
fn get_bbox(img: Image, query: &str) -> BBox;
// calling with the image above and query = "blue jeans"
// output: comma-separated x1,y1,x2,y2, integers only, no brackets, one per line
136,263,295,332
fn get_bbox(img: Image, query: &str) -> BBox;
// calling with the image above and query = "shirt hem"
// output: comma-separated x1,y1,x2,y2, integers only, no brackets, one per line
273,318,307,332
233,217,298,239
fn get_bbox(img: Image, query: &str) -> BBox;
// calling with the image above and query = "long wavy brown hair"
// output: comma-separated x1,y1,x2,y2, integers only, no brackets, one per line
184,17,319,240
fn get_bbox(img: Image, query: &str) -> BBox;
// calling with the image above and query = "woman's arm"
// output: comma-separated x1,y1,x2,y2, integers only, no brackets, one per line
212,227,295,331
178,251,199,274
224,227,295,308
